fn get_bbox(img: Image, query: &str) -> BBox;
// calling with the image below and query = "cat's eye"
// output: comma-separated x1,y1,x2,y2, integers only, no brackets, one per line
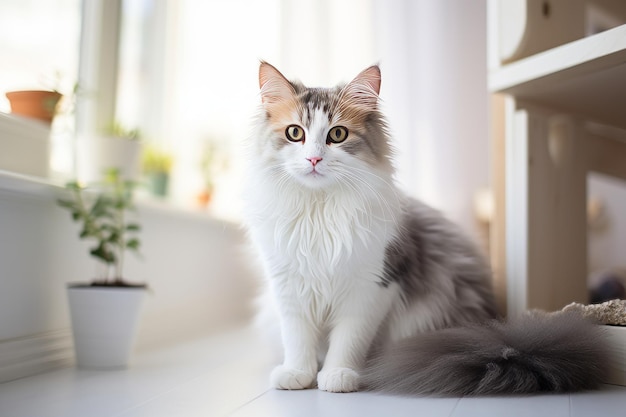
327,126,348,144
285,125,305,142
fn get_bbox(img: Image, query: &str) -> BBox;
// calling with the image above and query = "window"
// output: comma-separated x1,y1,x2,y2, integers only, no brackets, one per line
1,0,378,220
0,0,80,106
117,0,377,219
114,0,283,218
0,0,81,176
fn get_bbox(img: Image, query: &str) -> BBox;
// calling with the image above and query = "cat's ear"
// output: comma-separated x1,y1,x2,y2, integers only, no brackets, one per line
341,65,381,110
259,62,296,105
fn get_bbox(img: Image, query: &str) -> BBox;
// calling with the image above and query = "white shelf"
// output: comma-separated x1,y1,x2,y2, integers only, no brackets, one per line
489,24,626,128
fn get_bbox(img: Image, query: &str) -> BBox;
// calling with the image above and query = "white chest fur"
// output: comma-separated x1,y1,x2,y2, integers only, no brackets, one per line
246,175,401,314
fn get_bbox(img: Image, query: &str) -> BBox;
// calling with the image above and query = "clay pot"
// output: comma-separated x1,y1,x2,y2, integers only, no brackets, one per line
196,189,213,207
5,90,62,124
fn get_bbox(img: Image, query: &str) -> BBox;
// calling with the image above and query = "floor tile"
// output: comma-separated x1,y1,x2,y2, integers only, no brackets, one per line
0,327,269,417
113,350,271,417
570,384,626,417
231,389,461,417
2,326,626,417
453,393,570,417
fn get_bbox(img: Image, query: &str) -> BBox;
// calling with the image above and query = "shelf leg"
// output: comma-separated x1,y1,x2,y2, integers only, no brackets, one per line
505,101,588,316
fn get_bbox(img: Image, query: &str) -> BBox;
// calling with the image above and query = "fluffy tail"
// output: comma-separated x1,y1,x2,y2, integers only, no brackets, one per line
360,313,609,396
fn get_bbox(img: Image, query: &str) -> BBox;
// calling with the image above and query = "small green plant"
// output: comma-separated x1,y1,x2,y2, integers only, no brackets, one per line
57,169,141,286
41,72,86,120
142,146,173,174
103,122,141,141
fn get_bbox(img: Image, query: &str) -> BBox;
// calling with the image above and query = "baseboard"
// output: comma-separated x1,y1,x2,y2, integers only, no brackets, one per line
0,329,73,383
604,325,626,386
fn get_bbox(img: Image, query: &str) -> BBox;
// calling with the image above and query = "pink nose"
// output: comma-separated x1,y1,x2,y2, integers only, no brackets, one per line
307,157,323,167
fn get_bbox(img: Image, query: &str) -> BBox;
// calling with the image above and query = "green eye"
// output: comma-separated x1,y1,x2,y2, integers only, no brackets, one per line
286,125,305,142
327,126,348,144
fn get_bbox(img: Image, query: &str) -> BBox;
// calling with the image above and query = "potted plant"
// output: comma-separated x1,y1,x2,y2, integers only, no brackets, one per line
5,90,62,125
57,169,146,369
141,145,173,198
76,122,142,184
2,78,77,177
196,140,227,207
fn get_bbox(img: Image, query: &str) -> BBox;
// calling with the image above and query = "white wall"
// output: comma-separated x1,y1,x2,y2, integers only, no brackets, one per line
0,184,256,351
374,0,489,237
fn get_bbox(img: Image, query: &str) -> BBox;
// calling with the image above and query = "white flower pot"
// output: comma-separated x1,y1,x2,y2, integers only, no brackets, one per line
67,285,146,369
76,135,142,184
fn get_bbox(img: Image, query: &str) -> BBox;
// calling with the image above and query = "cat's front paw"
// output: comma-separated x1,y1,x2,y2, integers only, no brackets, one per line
317,367,359,393
270,365,316,390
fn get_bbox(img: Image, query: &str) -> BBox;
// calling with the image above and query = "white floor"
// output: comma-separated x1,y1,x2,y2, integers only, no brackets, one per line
1,326,625,417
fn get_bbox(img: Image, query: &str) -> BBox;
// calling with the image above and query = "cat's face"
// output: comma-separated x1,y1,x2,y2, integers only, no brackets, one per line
257,63,392,190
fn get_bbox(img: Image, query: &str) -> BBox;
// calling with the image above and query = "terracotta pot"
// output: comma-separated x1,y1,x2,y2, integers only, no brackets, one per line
5,90,62,124
196,189,213,207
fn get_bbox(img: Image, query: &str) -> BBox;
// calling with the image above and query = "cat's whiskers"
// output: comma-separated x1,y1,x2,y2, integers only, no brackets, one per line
332,170,375,218
347,164,397,190
335,165,400,228
247,162,295,218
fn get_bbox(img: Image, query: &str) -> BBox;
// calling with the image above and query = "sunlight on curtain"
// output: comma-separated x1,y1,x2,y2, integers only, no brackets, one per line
164,0,281,219
372,0,489,235
0,0,80,106
153,0,377,220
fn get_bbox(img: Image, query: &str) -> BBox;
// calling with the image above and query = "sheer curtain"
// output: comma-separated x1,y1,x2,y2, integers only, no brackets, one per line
275,0,490,236
373,0,490,236
159,0,378,218
135,0,489,231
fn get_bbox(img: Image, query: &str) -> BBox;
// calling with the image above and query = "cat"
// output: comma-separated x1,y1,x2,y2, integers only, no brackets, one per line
243,62,608,395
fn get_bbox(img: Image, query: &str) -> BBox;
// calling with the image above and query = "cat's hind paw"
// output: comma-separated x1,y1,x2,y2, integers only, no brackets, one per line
317,367,359,393
270,365,315,390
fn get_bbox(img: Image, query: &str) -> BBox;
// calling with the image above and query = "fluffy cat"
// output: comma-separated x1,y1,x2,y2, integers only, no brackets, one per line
243,62,608,395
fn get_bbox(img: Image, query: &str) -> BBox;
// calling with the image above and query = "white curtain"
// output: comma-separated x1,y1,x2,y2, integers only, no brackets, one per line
373,0,489,235
158,0,489,231
163,0,379,217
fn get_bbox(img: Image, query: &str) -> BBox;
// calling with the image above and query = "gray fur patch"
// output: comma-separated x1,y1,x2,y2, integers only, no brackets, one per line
339,136,369,156
382,198,496,323
337,118,384,163
291,84,341,128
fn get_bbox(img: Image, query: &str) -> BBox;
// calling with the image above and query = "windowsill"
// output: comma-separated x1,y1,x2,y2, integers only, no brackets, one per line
0,169,240,227
0,169,63,197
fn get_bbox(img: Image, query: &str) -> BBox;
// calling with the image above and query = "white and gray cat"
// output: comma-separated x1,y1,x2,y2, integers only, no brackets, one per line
243,62,607,395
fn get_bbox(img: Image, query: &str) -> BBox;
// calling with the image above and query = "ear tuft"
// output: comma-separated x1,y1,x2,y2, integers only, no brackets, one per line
259,62,296,105
340,65,381,110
